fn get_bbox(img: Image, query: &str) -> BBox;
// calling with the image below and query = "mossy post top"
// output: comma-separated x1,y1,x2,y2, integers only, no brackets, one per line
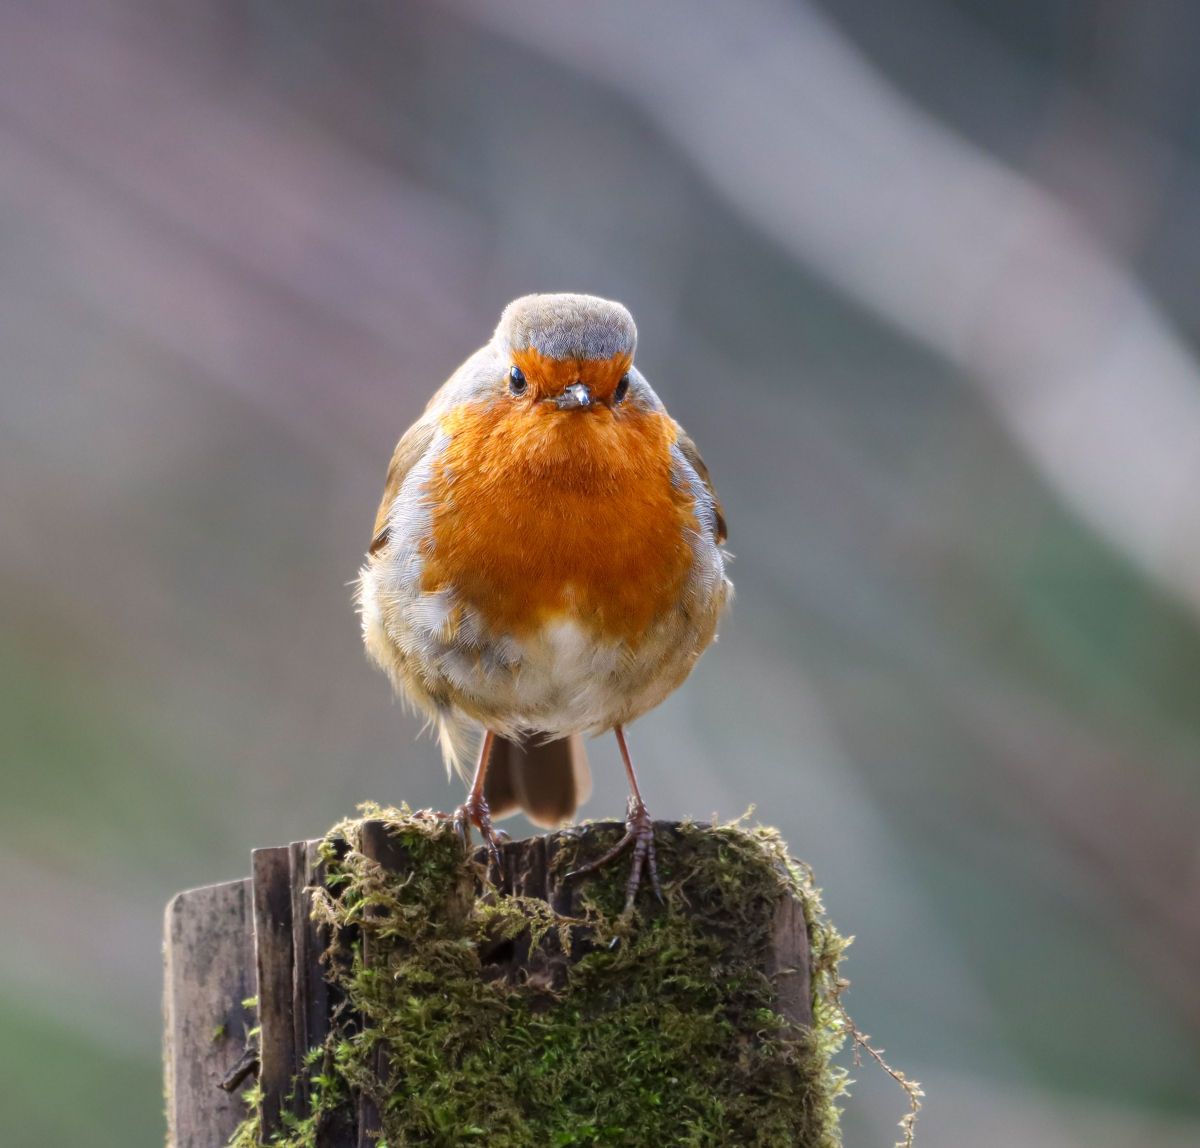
166,807,861,1148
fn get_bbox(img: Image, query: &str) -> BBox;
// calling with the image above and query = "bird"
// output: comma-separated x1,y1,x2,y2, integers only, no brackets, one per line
358,293,731,906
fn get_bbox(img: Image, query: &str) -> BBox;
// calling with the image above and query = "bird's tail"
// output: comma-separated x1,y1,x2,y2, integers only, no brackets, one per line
483,733,592,828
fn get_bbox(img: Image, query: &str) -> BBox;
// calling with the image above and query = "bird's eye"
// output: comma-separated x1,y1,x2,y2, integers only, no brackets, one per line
508,366,528,396
614,373,630,403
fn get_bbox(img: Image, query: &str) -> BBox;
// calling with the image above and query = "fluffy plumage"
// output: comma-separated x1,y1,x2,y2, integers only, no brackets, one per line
358,293,730,825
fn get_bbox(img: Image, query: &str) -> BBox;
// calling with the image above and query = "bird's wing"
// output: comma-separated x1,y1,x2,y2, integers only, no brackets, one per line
369,417,439,555
369,348,503,555
674,423,727,545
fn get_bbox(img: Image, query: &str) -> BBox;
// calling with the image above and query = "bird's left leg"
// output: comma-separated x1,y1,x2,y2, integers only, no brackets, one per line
567,726,661,911
453,730,506,872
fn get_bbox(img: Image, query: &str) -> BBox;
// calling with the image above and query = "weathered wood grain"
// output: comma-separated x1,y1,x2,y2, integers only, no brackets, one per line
253,846,296,1141
359,818,410,872
163,878,256,1148
765,890,814,1029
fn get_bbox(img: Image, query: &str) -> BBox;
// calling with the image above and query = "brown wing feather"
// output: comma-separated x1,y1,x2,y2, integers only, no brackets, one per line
369,418,438,555
674,423,727,544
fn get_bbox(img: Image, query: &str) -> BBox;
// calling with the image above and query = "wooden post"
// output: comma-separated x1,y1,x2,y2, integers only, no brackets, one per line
164,821,814,1144
766,888,814,1029
163,879,256,1148
252,847,296,1140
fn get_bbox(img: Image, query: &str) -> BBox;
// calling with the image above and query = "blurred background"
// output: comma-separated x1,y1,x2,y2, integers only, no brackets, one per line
4,0,1200,1144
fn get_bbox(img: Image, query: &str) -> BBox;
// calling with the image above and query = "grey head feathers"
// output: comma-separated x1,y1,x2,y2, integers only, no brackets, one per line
497,293,636,362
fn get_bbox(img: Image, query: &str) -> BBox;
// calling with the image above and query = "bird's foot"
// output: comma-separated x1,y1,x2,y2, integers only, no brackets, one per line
567,796,662,912
453,795,506,874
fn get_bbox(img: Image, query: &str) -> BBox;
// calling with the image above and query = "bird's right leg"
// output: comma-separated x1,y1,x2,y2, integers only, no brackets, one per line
453,729,505,872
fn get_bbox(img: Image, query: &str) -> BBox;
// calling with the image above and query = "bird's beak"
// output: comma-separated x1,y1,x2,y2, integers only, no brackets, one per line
554,382,594,410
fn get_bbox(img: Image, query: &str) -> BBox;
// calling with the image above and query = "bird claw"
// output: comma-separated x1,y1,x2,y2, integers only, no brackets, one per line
567,797,661,911
453,796,504,876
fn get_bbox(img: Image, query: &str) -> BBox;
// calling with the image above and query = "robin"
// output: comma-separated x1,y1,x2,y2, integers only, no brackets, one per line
358,293,731,906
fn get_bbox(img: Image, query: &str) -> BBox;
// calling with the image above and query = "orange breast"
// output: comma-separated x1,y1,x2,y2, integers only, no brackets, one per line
420,397,694,645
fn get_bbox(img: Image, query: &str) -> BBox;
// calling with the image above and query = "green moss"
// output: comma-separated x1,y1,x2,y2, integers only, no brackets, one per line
233,806,863,1147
